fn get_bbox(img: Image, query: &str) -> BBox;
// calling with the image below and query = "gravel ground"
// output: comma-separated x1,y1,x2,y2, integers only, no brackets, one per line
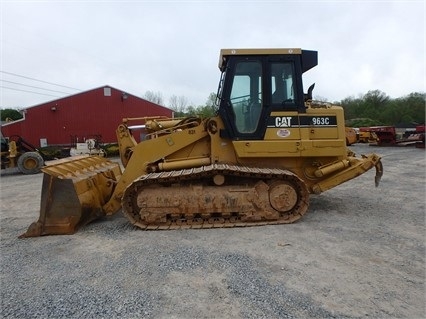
1,144,425,319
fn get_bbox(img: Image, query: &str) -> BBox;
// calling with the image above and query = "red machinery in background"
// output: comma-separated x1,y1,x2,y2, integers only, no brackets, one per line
359,125,425,148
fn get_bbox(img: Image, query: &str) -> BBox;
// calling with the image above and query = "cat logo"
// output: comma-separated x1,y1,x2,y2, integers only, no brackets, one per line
275,116,293,128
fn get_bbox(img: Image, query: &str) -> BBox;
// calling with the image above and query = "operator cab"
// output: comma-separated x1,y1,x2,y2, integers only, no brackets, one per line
217,48,317,140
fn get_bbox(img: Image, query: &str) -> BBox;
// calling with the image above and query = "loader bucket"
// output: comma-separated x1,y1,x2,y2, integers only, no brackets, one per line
19,156,122,238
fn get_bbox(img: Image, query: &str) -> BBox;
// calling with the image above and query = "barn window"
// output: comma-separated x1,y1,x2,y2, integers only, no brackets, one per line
104,87,111,96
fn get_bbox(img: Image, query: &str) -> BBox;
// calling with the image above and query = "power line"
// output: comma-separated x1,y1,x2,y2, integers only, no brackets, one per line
1,80,74,95
0,86,62,98
0,71,82,91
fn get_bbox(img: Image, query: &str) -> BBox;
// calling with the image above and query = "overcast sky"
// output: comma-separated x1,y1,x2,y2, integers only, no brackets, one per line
1,0,425,109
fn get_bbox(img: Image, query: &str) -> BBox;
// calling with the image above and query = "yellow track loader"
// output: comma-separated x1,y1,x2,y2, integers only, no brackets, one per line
20,48,383,237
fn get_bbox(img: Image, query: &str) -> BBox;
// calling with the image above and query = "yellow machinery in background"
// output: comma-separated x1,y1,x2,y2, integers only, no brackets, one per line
1,133,45,174
345,127,358,145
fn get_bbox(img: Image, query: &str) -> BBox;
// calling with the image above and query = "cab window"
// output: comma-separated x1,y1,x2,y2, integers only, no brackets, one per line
229,61,262,133
271,62,296,106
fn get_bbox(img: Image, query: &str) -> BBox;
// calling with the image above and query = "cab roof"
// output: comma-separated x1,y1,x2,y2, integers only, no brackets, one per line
218,48,317,73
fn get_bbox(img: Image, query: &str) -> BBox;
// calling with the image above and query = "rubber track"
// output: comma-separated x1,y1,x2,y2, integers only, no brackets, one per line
121,164,309,230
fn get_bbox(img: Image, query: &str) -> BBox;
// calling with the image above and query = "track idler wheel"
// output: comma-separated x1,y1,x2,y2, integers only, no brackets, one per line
269,181,299,212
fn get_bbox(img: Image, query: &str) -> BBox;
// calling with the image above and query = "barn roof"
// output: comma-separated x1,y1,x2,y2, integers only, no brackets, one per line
22,85,172,112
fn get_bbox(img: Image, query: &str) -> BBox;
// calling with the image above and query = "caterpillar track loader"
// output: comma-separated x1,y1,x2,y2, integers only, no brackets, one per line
20,48,383,237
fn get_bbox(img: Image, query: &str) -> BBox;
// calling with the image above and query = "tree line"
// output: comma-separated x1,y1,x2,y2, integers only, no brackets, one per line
143,90,218,118
145,89,425,128
2,89,425,128
340,90,425,128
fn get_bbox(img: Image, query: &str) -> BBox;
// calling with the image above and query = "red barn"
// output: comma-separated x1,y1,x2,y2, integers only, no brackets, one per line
1,86,173,146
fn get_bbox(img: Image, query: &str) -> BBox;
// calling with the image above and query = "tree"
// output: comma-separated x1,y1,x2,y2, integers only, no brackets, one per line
143,90,164,106
0,108,23,121
167,92,218,118
362,90,390,122
392,92,426,125
204,92,218,116
363,90,389,106
169,95,189,117
341,96,363,120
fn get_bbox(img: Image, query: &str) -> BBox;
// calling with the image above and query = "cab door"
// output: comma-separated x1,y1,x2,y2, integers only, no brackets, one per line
218,57,266,140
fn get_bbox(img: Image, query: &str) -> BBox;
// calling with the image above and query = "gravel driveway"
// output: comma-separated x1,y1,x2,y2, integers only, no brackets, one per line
1,144,425,318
